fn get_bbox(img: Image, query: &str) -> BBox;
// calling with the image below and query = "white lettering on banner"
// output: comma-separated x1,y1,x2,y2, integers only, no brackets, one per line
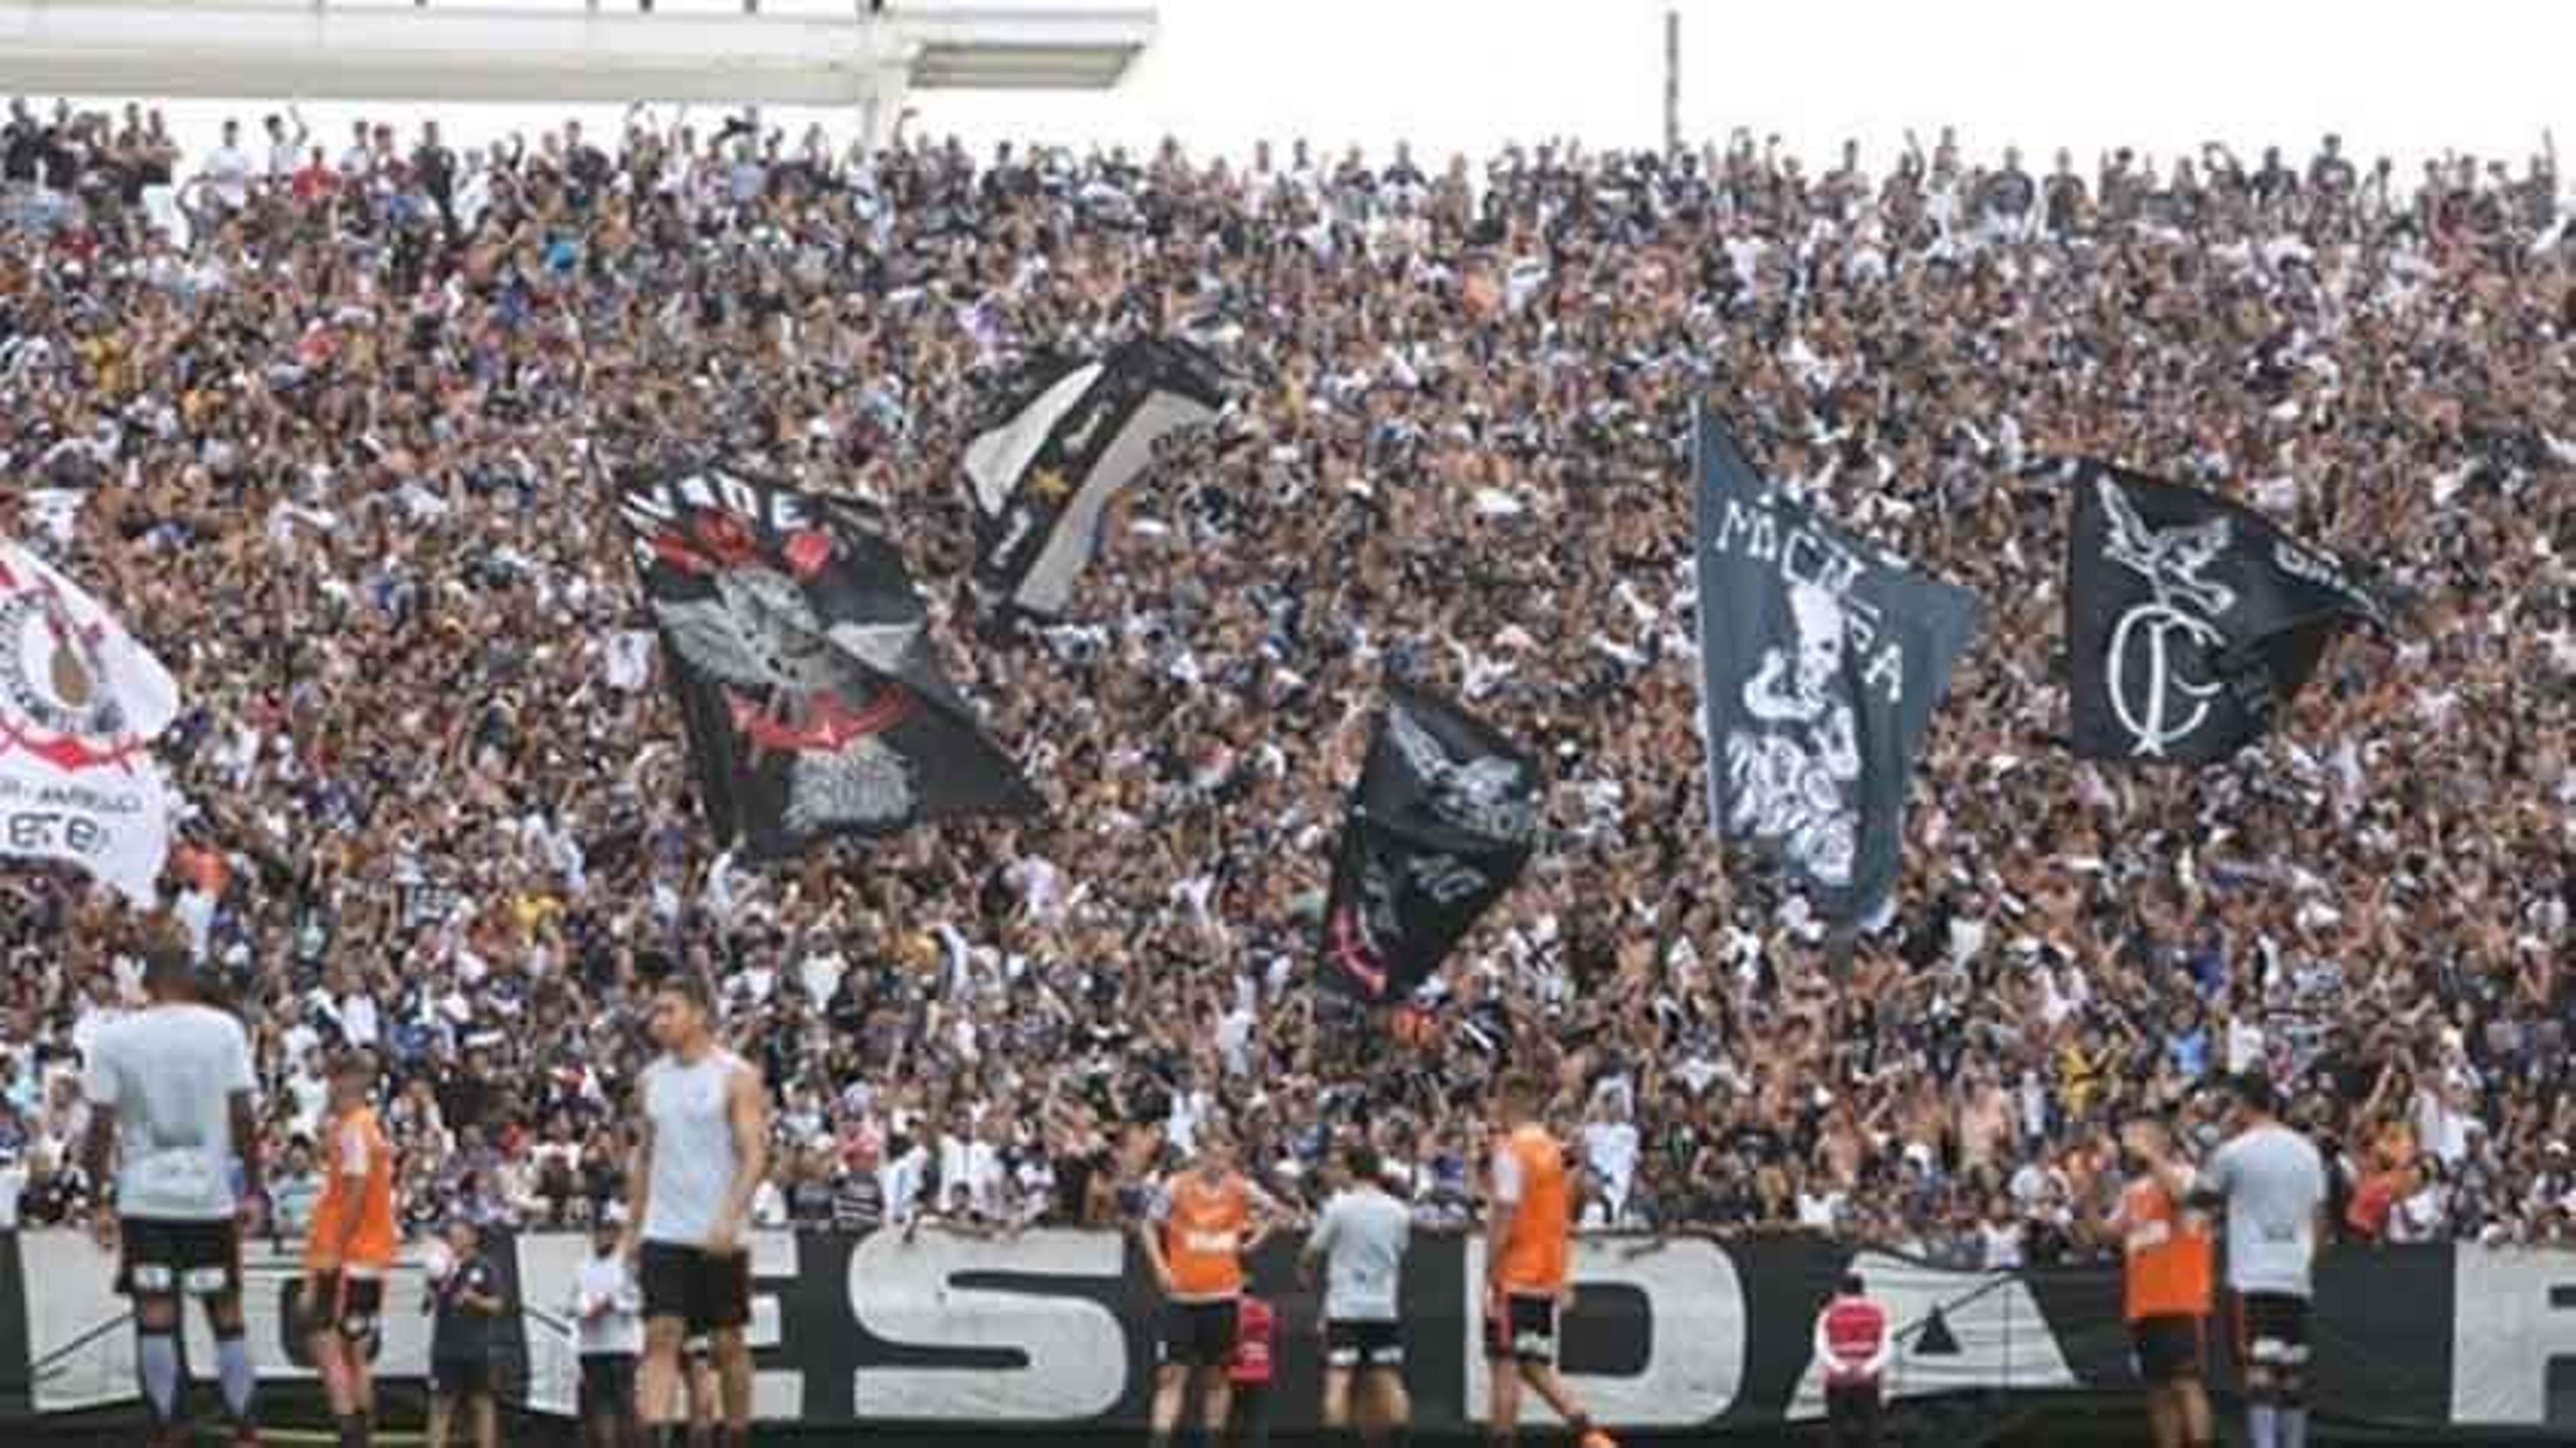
1717,500,1778,563
1787,1252,2076,1419
1461,1237,1745,1427
2449,1245,2576,1425
623,473,812,538
1711,500,1905,705
512,1232,798,1420
848,1227,1127,1421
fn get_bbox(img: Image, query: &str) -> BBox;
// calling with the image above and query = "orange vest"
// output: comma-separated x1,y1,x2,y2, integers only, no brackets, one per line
2121,1176,2213,1323
1162,1173,1252,1302
1495,1124,1571,1294
307,1106,399,1274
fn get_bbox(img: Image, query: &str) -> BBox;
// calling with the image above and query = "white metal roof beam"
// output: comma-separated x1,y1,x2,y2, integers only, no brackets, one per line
0,0,1155,104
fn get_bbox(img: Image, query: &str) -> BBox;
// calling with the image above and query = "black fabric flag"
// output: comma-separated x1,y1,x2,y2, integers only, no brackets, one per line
618,461,1040,858
2067,461,2388,764
1320,684,1541,1004
1693,407,1980,924
965,338,1224,617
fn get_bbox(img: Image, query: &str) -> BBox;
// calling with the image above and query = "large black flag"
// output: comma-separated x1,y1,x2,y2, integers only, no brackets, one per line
618,461,1040,858
2068,462,2388,764
1320,684,1541,1004
1693,407,1980,924
965,338,1224,617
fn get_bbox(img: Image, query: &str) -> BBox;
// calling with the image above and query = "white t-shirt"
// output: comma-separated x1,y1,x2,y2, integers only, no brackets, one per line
572,1251,643,1357
83,1003,257,1221
2206,1124,2328,1298
1580,1120,1640,1213
1307,1186,1411,1322
203,144,255,209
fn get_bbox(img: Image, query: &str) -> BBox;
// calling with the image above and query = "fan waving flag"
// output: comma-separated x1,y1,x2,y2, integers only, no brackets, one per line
965,338,1224,617
0,540,182,903
1693,407,1980,924
1320,684,1541,1004
618,462,1040,858
2068,462,2390,764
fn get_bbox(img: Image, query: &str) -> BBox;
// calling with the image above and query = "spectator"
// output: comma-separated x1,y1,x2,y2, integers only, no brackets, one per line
0,101,2567,1259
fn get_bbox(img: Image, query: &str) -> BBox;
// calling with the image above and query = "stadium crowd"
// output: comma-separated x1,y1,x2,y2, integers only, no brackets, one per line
1,97,2573,1263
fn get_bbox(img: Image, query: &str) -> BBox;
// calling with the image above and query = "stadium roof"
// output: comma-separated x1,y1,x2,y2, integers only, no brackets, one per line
0,0,1155,108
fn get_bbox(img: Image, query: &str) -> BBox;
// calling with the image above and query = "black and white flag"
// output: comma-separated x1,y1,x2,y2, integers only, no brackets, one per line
619,461,1040,859
965,338,1224,617
1320,684,1541,1004
1693,407,1980,924
2068,462,2389,764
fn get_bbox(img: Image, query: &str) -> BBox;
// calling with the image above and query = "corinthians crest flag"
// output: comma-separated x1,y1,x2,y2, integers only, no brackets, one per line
0,540,182,903
1693,407,1980,923
965,338,1224,617
1320,684,1540,1004
618,463,1040,858
2068,462,2390,764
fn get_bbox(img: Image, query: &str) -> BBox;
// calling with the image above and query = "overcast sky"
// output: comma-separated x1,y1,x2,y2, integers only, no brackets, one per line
127,0,2575,174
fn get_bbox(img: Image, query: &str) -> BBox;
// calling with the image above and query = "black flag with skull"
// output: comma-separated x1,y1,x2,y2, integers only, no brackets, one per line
618,460,1040,858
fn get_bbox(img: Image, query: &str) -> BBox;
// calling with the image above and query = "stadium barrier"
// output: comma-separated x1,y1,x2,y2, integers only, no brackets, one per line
1,1228,2571,1438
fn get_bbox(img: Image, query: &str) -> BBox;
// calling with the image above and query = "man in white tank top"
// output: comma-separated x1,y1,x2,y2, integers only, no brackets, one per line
80,947,267,1447
621,972,769,1448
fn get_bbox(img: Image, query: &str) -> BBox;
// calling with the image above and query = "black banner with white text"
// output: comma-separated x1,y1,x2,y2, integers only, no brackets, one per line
3,1231,2573,1436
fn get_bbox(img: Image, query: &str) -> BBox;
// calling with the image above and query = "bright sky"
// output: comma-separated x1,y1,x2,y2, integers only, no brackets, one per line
125,0,2576,174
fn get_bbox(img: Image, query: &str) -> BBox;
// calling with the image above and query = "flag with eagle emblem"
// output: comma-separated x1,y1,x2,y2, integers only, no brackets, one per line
0,539,182,903
2067,462,2390,764
618,462,1040,858
965,338,1224,617
1319,683,1541,1004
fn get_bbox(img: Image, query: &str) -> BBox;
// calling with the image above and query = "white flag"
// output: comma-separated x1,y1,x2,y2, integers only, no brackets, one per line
0,541,182,903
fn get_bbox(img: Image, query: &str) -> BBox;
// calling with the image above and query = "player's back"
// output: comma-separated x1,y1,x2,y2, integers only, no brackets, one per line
2211,1125,2326,1297
1318,1186,1411,1322
87,1003,254,1222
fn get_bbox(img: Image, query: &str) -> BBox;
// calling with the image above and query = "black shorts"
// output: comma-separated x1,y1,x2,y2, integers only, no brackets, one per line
116,1217,240,1300
639,1242,751,1336
432,1356,494,1400
1825,1381,1882,1444
2236,1292,2311,1369
1483,1292,1558,1365
1157,1298,1240,1368
578,1353,636,1419
1325,1318,1405,1372
2131,1314,2206,1384
309,1272,386,1346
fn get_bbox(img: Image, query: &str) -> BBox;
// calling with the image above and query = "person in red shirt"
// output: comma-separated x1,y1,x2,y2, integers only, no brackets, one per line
289,147,338,206
1228,1288,1277,1448
2108,1114,2215,1448
1811,1273,1892,1447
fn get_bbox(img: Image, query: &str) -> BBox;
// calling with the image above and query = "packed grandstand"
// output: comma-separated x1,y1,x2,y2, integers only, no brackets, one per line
1,97,2572,1282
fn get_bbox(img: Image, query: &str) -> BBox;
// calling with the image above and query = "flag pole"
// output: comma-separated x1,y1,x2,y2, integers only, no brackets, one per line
1663,9,1682,158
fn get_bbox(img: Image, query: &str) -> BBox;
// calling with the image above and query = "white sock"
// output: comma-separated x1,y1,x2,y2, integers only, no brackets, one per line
215,1329,258,1423
137,1330,184,1425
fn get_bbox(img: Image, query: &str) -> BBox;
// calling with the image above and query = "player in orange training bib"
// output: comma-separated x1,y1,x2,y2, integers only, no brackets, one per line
303,1051,398,1448
1484,1074,1615,1448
